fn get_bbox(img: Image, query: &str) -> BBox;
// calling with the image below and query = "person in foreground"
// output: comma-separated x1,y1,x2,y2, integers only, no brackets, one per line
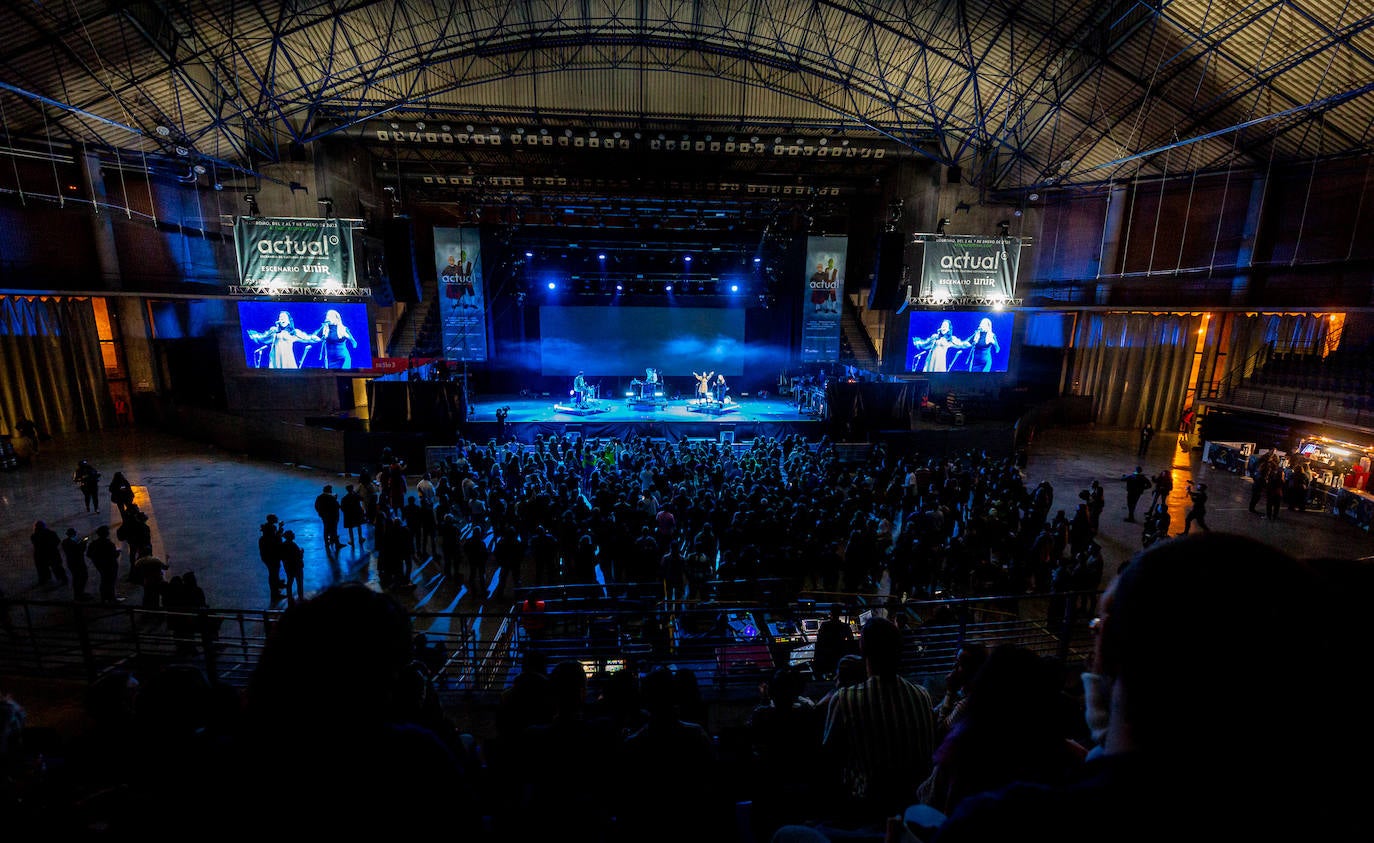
933,533,1366,843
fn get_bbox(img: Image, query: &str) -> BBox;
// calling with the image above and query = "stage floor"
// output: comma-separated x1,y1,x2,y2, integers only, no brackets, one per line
460,394,825,442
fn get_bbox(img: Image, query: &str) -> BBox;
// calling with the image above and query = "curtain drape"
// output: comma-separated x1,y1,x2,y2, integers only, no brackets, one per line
0,296,114,437
1071,313,1202,430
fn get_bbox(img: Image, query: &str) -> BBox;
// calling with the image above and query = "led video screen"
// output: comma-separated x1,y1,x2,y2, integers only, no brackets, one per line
539,306,745,376
906,310,1013,373
238,301,373,370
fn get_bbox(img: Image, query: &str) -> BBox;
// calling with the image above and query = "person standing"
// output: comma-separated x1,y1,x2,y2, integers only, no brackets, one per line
62,528,90,600
1120,467,1152,522
31,520,65,586
340,484,366,548
258,514,285,603
1086,480,1105,528
314,485,342,551
281,530,305,604
823,617,936,819
73,460,101,513
1138,421,1155,458
132,553,168,608
108,471,134,517
439,514,463,580
1181,481,1210,534
87,525,120,602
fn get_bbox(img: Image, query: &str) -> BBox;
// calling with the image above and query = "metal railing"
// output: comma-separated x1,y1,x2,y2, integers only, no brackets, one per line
0,590,1098,699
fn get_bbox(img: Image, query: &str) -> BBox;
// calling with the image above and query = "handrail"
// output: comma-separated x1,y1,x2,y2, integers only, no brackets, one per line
0,590,1100,696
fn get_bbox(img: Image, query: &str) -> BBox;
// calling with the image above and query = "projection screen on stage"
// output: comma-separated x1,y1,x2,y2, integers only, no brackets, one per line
539,307,745,376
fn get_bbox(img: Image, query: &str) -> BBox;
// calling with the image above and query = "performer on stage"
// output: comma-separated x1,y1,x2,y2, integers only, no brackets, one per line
966,317,1001,372
712,373,728,403
911,319,970,373
314,309,359,369
248,310,320,369
693,371,713,403
572,371,589,407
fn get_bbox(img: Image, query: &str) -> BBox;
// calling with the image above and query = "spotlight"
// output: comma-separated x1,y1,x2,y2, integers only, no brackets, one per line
753,256,762,263
730,284,739,292
525,251,534,258
616,284,623,291
683,255,692,263
547,281,557,290
665,284,673,291
598,253,606,261
937,217,951,236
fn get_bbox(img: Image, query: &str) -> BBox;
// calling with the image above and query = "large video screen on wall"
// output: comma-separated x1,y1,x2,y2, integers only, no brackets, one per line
906,310,1013,373
238,301,374,370
540,307,746,376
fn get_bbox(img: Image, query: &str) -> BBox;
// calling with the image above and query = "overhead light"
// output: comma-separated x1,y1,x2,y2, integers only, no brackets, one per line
665,284,673,291
466,124,475,133
1028,192,1040,201
547,281,557,290
525,251,534,258
683,255,692,262
415,121,426,130
192,164,206,174
730,284,739,292
155,125,170,136
174,146,189,156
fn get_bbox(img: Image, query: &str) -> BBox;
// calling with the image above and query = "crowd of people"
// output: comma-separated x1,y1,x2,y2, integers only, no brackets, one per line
4,434,1369,839
2,533,1364,840
312,432,1144,612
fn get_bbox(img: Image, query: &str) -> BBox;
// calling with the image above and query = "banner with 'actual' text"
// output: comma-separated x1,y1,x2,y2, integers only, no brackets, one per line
232,217,356,294
918,237,1020,300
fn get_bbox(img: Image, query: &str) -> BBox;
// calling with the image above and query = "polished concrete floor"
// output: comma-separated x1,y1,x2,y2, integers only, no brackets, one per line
2,424,1371,614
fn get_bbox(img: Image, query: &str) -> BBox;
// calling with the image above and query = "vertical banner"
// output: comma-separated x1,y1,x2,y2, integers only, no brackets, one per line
434,227,487,362
800,235,848,363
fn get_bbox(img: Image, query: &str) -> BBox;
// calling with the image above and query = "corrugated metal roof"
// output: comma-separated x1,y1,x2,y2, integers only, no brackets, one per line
0,0,1367,189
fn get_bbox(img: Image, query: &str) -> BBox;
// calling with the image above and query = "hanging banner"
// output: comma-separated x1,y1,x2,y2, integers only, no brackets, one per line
434,226,487,362
918,237,1020,300
232,217,359,295
800,235,848,363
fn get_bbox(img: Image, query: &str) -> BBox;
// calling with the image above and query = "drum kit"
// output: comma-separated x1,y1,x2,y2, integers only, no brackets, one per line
570,382,601,408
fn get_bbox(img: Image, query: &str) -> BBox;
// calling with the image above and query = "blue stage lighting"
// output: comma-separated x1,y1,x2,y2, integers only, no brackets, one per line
753,256,761,263
547,281,556,290
616,283,623,291
598,253,606,260
683,255,692,263
665,284,673,291
730,284,739,292
525,251,534,258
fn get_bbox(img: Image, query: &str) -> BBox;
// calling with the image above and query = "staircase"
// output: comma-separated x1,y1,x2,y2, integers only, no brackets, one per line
841,296,880,368
386,273,441,357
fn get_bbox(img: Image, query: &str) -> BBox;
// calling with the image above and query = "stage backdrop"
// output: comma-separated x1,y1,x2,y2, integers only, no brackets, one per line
800,235,848,363
539,307,746,377
919,237,1020,299
232,217,355,295
434,227,488,361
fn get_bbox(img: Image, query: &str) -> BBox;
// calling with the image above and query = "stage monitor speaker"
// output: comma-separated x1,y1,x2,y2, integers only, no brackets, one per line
869,231,908,310
384,219,422,303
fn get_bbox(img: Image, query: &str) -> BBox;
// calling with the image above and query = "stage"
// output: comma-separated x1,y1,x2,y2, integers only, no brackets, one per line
463,394,826,443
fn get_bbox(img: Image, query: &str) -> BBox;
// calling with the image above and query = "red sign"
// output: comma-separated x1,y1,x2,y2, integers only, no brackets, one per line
370,357,437,374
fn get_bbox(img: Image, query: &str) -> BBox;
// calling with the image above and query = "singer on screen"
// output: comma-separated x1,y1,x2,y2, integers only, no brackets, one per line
247,310,320,369
911,319,970,373
967,317,1001,372
314,309,359,369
